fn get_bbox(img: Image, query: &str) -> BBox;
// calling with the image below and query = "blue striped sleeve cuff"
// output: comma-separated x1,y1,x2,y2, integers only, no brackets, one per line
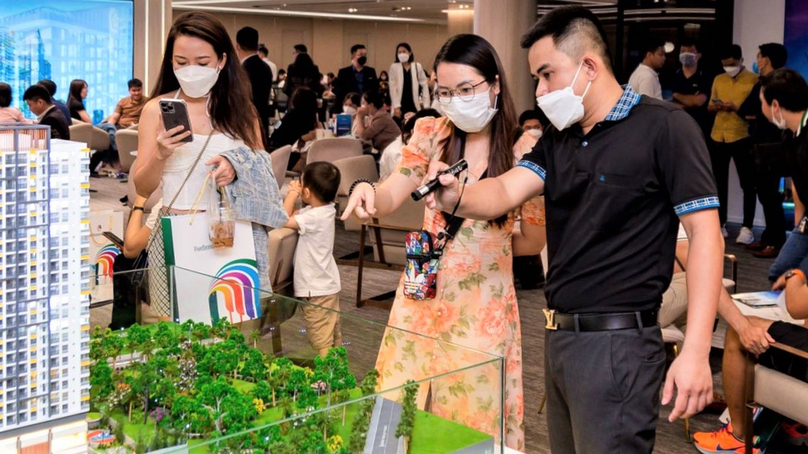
675,196,720,216
517,160,546,181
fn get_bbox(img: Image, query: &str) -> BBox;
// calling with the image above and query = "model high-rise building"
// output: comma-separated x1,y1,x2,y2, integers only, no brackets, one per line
0,125,90,454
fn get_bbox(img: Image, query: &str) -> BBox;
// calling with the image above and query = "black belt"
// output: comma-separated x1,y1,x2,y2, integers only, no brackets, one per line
542,309,658,332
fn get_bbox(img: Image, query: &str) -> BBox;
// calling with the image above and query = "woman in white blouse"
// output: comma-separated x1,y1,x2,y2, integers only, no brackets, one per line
388,42,430,121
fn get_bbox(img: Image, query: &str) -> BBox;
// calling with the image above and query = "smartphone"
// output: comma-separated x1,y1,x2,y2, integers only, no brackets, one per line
102,231,124,249
159,99,194,143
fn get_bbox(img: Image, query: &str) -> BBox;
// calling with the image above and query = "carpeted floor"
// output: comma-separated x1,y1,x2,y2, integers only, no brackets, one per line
90,178,804,453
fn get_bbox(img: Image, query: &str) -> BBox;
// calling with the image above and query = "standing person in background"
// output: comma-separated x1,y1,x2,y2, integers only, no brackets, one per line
739,43,789,258
628,38,666,100
36,79,72,122
708,44,759,243
389,42,431,122
286,44,307,75
378,70,390,97
67,79,91,123
283,52,323,100
258,44,278,82
236,26,273,138
0,83,26,123
333,44,378,114
671,39,713,138
269,87,321,172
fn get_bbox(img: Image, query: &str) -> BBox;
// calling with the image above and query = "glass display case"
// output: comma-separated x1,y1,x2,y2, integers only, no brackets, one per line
88,266,504,454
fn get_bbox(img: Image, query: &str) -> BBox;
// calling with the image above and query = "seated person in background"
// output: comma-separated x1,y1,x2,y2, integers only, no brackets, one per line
36,79,71,122
23,85,70,140
659,223,691,329
518,109,547,139
0,83,27,123
67,79,91,123
282,162,342,357
379,108,441,181
694,269,808,453
355,88,401,155
103,78,147,129
341,92,361,116
269,87,322,172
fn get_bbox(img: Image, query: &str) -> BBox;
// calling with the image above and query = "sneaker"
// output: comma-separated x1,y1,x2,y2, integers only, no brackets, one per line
736,227,755,245
722,226,729,238
693,424,759,454
781,421,808,446
752,245,780,259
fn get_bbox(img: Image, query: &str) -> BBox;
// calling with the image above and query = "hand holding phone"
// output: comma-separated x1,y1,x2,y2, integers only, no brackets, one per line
156,99,193,160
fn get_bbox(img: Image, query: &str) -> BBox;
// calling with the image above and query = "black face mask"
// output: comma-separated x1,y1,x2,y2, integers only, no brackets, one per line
357,56,367,66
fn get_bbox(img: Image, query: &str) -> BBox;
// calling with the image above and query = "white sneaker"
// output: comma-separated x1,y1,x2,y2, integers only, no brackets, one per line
721,226,728,238
736,226,754,244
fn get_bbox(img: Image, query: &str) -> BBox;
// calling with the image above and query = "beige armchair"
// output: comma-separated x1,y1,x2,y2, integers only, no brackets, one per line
333,155,379,235
270,145,292,190
263,227,298,354
307,137,363,164
68,122,110,152
743,343,808,454
116,129,138,173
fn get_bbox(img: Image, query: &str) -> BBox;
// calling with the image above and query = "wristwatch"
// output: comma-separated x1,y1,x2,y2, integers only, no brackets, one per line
785,269,806,282
132,206,145,212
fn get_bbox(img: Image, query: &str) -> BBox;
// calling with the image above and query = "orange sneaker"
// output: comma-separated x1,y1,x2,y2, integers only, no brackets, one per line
693,423,759,454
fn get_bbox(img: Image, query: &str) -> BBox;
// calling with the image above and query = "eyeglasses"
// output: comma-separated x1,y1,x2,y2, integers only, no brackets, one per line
435,80,488,105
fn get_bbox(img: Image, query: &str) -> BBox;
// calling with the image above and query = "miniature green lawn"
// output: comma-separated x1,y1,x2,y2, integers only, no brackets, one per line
183,403,490,454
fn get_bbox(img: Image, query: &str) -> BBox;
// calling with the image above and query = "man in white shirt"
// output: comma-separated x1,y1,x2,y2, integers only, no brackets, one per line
259,45,278,82
628,38,666,99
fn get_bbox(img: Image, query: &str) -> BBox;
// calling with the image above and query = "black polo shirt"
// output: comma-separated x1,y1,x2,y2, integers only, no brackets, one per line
671,68,713,134
788,112,808,202
518,87,718,314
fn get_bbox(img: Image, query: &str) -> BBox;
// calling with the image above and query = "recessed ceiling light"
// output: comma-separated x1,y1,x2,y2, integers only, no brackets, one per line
348,8,358,13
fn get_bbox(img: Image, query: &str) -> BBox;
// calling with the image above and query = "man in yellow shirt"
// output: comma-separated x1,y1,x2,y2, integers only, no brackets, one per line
709,44,759,244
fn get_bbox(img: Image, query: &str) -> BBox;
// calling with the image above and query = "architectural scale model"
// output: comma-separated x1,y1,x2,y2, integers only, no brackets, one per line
0,125,91,453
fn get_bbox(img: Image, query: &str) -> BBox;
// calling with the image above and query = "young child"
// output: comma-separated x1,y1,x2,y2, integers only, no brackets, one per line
283,162,342,357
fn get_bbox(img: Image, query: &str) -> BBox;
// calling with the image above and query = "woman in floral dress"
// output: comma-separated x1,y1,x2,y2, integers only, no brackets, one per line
341,34,545,451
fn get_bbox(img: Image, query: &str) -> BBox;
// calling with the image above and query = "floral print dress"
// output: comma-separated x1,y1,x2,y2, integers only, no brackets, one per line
375,117,544,451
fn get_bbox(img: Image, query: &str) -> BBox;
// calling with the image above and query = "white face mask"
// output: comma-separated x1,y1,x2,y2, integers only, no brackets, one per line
343,106,357,115
174,60,222,98
398,53,410,63
772,106,788,130
537,62,592,131
441,87,498,133
526,129,543,139
723,65,741,77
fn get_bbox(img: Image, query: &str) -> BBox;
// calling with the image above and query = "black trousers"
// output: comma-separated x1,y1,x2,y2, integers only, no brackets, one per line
753,142,788,248
545,325,666,454
710,138,756,227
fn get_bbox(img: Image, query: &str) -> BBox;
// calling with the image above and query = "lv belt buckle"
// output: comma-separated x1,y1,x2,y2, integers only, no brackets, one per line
543,308,558,330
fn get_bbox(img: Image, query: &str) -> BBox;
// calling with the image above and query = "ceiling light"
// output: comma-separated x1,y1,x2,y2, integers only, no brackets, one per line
348,8,358,13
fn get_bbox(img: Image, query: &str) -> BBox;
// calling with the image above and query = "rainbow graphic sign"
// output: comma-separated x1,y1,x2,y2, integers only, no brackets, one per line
94,244,120,282
208,259,262,323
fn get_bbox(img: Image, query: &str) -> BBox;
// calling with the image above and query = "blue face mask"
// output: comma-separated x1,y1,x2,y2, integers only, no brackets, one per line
752,61,759,74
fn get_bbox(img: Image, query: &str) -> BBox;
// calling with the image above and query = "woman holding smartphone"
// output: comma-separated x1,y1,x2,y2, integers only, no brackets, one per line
341,34,545,450
134,11,286,321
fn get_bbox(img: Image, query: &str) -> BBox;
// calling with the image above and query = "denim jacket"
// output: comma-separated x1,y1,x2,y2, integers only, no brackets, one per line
221,146,288,292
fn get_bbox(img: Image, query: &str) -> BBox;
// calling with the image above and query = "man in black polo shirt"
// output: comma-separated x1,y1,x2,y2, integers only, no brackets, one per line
760,69,808,286
671,39,713,137
425,7,722,453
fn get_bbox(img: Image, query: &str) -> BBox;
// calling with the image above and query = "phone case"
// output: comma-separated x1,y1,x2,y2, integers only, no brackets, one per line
159,99,194,143
403,231,438,300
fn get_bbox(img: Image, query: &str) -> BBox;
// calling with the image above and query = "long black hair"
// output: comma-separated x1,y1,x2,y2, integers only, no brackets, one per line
289,86,319,132
67,79,87,109
433,34,518,226
149,11,261,149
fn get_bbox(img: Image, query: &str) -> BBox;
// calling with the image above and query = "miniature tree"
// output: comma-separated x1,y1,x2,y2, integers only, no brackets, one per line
171,394,213,436
240,349,266,382
335,389,352,425
296,386,319,410
348,401,372,454
252,397,266,414
327,435,344,454
251,381,273,404
211,340,240,379
89,359,115,403
395,380,418,451
219,392,258,435
177,345,198,394
125,324,150,363
360,369,380,397
191,322,211,342
287,368,309,402
106,333,125,371
154,322,179,352
249,329,261,348
274,357,294,398
198,378,237,433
